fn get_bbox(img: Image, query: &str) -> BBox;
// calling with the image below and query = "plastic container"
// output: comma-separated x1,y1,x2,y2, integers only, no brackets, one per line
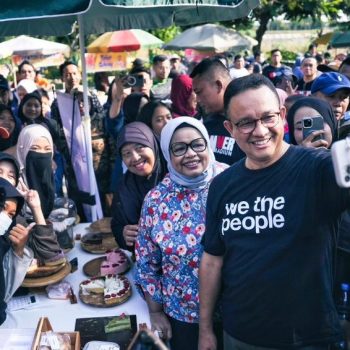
49,197,77,252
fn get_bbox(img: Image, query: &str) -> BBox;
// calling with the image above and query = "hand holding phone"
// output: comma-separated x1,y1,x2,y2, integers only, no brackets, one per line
302,116,324,142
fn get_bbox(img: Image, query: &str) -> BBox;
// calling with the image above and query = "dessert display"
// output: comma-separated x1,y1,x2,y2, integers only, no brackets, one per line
26,258,67,278
101,249,129,276
83,249,130,277
80,232,118,254
89,217,112,233
81,233,103,245
79,274,131,307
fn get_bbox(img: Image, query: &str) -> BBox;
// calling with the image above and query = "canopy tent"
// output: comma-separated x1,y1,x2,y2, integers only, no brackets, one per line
164,23,257,52
331,31,350,48
313,31,350,48
0,35,70,59
0,0,259,36
0,0,260,220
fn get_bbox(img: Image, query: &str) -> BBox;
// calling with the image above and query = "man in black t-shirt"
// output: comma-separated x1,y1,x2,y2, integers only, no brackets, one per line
263,49,291,86
296,57,318,96
191,58,245,165
199,74,350,350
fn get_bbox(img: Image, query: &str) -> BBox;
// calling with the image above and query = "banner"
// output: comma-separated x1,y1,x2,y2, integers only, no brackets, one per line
12,53,66,68
85,50,149,73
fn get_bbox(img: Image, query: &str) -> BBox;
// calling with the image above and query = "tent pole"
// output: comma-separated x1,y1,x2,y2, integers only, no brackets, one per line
78,14,99,221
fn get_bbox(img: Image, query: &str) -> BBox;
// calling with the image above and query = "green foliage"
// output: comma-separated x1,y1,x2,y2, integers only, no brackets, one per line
149,25,182,44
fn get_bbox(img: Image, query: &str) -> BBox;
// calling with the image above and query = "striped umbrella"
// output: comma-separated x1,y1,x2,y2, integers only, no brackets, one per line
87,29,163,53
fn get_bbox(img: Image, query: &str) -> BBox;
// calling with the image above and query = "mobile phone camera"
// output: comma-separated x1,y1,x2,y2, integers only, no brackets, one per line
123,74,144,88
331,136,350,188
302,118,313,128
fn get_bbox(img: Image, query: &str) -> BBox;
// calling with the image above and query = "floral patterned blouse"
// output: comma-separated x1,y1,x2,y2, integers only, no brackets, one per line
135,165,226,323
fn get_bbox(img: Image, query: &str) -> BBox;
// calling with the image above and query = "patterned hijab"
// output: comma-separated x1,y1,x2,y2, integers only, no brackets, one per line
160,117,217,190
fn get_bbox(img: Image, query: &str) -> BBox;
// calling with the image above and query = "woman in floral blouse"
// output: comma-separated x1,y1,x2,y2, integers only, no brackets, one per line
135,117,227,350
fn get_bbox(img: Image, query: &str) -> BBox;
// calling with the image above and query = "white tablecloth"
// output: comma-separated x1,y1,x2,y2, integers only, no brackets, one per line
1,223,150,332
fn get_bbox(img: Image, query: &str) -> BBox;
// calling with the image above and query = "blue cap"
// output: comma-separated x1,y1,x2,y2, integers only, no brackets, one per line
311,72,350,95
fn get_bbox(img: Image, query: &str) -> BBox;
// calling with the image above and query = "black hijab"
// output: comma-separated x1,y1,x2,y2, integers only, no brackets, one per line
123,93,150,124
287,97,338,146
0,105,20,152
0,152,20,186
17,92,44,125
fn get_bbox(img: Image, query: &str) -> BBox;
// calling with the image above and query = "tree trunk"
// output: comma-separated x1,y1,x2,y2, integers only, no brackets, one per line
253,11,270,53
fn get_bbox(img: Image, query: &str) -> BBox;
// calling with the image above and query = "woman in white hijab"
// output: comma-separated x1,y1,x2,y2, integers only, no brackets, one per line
134,117,227,350
16,124,65,266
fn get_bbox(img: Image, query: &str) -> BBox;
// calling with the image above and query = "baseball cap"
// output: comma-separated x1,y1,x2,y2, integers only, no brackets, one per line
317,62,339,73
0,75,9,91
311,72,350,95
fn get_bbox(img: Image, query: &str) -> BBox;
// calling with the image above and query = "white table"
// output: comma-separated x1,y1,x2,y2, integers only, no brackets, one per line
1,223,150,333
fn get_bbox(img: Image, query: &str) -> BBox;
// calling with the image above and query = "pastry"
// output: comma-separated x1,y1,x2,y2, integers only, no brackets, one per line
80,275,131,305
80,277,105,294
100,249,129,276
82,233,103,245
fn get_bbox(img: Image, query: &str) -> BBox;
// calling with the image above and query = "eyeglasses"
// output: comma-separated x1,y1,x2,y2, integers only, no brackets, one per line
170,138,207,157
234,113,280,134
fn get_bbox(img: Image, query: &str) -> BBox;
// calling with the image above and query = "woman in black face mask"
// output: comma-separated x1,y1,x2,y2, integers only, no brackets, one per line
16,124,55,219
16,124,65,267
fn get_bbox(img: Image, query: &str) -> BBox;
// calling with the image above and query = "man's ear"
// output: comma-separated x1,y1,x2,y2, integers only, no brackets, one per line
280,105,287,122
215,80,224,93
224,119,234,137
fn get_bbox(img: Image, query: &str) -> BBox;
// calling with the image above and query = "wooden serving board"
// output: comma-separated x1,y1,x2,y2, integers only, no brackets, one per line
83,256,131,278
81,234,118,254
22,262,71,288
89,217,112,233
26,261,67,278
79,277,132,308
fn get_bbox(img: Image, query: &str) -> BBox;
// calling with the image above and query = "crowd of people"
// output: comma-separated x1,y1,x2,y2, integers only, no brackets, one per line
0,44,350,350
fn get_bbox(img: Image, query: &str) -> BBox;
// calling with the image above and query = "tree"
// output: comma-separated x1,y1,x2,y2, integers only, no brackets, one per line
232,0,348,52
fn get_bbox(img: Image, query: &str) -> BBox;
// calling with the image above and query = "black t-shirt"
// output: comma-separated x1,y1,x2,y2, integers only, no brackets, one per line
203,146,350,348
262,65,290,86
296,78,315,96
204,114,245,165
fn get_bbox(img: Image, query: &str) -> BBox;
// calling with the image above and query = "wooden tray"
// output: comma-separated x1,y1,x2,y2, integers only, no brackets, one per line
79,276,131,308
81,233,118,254
22,262,71,288
26,261,67,278
89,217,112,233
83,256,131,277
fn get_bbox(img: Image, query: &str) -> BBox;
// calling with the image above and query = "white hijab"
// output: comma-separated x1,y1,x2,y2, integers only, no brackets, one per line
16,124,53,183
160,117,217,190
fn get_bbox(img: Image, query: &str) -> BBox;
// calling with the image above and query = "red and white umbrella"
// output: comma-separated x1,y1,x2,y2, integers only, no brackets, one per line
87,29,163,53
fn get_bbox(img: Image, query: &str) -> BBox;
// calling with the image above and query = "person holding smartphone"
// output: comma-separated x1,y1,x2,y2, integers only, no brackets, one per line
286,96,338,149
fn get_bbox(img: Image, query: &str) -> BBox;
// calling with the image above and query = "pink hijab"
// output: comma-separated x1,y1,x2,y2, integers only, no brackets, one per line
170,74,196,118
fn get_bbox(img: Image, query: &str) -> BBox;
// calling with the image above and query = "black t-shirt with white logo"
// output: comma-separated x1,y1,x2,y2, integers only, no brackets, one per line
203,146,350,348
204,114,245,166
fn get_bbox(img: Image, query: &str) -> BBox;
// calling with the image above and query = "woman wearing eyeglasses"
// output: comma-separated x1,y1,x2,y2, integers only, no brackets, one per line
134,117,227,350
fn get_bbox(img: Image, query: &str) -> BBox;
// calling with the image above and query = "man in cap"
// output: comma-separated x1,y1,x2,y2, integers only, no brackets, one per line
311,71,350,121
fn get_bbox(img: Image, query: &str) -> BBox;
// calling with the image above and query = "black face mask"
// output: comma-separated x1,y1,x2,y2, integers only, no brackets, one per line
26,151,54,218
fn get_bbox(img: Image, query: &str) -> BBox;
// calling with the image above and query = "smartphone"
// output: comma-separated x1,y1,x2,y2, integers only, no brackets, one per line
116,73,144,88
302,116,324,141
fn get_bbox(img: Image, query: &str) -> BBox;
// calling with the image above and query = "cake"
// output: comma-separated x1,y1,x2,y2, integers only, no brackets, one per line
27,258,38,274
100,249,129,276
80,277,105,294
80,275,131,305
104,275,131,305
82,233,103,245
